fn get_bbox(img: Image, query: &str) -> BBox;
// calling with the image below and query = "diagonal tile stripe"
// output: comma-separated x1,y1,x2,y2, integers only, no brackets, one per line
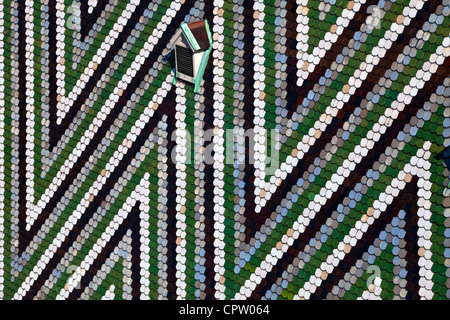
254,0,429,214
235,44,450,299
56,0,142,123
1,0,449,301
298,143,435,299
27,2,181,229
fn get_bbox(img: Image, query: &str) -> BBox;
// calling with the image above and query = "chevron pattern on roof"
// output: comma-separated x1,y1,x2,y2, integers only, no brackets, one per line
0,0,449,300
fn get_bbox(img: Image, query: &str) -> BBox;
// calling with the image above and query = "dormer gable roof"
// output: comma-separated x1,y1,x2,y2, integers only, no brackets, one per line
170,19,212,52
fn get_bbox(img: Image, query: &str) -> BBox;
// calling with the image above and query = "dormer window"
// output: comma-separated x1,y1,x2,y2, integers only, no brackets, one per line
170,19,213,93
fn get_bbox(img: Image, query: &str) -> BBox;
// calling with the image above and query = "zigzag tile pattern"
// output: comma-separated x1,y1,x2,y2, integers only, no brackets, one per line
0,0,449,300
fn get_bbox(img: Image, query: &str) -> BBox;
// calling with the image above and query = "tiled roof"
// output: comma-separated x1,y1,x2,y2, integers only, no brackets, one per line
0,0,449,300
